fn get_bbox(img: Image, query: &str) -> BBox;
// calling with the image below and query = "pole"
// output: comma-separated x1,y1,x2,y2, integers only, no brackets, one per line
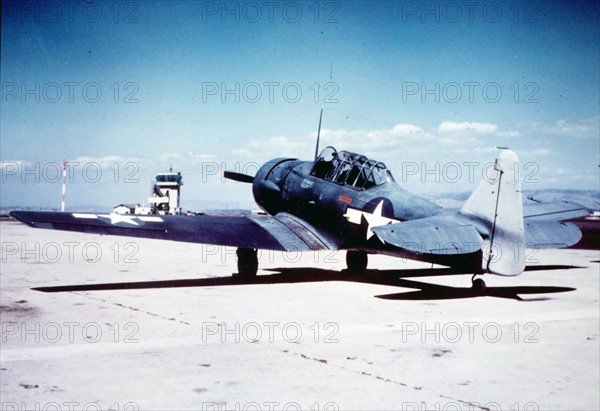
61,161,67,211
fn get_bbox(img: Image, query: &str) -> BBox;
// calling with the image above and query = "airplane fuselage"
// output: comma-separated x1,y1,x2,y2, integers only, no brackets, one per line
252,157,442,249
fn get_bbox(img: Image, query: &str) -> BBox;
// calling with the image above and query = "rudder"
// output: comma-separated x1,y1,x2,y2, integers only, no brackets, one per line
460,149,525,276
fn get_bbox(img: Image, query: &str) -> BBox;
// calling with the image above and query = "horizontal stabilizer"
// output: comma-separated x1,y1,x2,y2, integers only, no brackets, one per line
372,217,483,255
525,220,582,249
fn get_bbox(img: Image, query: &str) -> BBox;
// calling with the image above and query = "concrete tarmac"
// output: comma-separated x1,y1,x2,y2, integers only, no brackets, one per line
1,220,599,410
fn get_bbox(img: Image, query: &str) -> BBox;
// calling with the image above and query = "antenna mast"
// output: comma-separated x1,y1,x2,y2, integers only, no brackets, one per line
314,106,323,161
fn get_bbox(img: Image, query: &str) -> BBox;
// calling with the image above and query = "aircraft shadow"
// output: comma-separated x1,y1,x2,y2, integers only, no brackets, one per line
32,264,580,301
374,282,575,301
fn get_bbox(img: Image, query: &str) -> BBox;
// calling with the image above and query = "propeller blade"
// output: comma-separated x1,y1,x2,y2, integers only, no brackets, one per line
223,171,255,183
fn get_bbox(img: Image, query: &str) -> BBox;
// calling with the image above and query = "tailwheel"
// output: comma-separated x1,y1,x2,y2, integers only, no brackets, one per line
346,250,368,274
471,274,487,295
236,248,258,278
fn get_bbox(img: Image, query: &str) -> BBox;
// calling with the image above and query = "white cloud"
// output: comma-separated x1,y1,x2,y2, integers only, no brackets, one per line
392,123,424,136
226,116,596,193
318,123,434,153
0,160,26,171
231,121,490,166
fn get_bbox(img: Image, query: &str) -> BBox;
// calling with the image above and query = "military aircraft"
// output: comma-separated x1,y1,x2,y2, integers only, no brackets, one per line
10,112,589,292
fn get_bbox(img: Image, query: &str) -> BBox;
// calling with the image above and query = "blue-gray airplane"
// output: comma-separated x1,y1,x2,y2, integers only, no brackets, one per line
10,115,589,292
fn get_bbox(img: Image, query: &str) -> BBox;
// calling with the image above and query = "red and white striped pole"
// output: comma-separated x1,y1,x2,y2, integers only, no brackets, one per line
61,161,67,211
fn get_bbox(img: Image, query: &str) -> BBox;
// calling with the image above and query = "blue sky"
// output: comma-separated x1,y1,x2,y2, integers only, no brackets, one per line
1,0,599,210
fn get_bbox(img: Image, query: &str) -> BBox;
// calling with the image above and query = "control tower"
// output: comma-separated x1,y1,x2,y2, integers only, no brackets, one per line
148,169,183,215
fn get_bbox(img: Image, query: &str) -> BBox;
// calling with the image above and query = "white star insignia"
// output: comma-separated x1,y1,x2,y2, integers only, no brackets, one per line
343,200,399,240
98,213,139,226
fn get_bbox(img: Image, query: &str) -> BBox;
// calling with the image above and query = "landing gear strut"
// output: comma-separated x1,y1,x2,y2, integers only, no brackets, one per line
236,248,258,278
471,274,486,294
346,250,368,274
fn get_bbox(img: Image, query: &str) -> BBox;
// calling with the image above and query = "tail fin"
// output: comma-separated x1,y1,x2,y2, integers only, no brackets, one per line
461,149,525,276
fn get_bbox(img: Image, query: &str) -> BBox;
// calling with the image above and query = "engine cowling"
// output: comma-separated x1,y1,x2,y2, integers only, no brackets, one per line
252,158,299,215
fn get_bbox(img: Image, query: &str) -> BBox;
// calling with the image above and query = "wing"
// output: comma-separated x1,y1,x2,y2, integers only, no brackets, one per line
371,216,483,255
524,220,582,249
9,211,339,252
523,200,590,221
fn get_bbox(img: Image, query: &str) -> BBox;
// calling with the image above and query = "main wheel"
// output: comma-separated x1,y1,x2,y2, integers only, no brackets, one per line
346,250,368,274
472,278,487,295
236,248,258,278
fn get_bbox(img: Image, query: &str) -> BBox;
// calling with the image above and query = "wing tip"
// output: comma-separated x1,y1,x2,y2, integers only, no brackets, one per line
9,210,28,223
8,210,39,227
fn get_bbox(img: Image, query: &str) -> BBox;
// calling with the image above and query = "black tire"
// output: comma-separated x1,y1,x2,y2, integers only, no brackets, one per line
236,248,258,277
472,278,487,295
346,250,368,274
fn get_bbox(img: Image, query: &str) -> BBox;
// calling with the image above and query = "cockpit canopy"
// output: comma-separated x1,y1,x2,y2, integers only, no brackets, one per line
311,146,395,189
